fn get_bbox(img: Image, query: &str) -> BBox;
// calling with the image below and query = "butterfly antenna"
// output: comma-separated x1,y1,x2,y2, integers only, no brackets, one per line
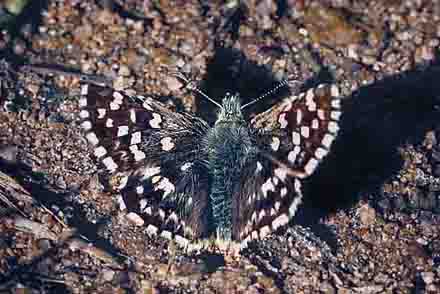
171,72,222,108
240,80,290,110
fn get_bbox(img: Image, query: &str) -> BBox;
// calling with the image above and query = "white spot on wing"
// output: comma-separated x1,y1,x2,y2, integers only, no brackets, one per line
258,210,266,221
288,192,303,217
331,99,341,108
274,167,288,182
294,179,301,193
317,109,325,120
315,147,328,160
158,209,165,220
259,225,271,239
312,119,319,129
271,137,280,151
110,102,120,110
305,89,317,111
272,213,289,230
304,158,319,175
180,162,192,171
300,126,310,138
296,109,303,125
118,176,128,189
278,113,288,128
130,131,141,145
144,206,152,215
256,161,263,173
152,176,161,184
280,187,288,198
81,120,92,131
292,131,301,145
261,178,275,198
129,145,146,161
328,121,339,133
150,113,162,128
143,166,161,178
102,156,118,172
113,91,124,103
139,198,147,210
136,185,144,194
117,126,129,137
168,212,179,223
105,118,114,128
94,146,107,158
330,84,340,97
81,84,89,96
86,132,99,146
146,224,158,236
160,137,175,151
322,133,335,148
79,110,89,119
160,230,172,240
330,111,342,121
251,211,257,222
130,109,136,123
97,108,106,119
155,177,175,198
79,97,87,107
288,145,301,163
275,201,281,211
142,100,153,111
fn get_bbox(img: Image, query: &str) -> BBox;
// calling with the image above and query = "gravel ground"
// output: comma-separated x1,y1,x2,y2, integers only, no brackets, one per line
0,0,439,293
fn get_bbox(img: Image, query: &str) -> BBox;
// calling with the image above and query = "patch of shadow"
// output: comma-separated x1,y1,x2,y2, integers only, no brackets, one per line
1,0,49,64
196,45,291,125
0,159,128,263
199,252,226,273
298,63,440,247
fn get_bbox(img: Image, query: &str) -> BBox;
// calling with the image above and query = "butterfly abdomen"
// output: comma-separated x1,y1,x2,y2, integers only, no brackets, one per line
206,122,255,241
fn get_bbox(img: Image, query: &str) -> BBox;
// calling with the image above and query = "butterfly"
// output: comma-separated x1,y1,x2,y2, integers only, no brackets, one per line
78,76,342,250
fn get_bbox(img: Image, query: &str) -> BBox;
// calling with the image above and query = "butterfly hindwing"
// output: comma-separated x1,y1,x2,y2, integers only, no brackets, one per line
233,157,303,247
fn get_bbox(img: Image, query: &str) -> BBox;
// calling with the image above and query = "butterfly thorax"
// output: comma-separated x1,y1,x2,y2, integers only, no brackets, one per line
205,94,255,240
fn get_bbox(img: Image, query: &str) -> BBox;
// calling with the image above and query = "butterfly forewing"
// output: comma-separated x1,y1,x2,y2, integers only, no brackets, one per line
251,84,342,178
236,84,342,246
79,83,211,242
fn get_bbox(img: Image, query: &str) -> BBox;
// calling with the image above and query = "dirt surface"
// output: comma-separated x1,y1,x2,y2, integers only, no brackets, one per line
0,0,439,293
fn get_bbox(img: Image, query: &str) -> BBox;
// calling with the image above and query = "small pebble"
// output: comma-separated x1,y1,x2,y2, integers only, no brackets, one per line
421,271,435,285
358,204,376,226
126,212,144,226
102,269,115,282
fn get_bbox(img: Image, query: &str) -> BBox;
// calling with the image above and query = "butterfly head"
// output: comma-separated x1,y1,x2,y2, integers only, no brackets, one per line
216,93,244,124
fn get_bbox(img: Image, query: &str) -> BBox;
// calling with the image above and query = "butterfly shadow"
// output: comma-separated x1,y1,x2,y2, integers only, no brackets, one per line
298,63,440,249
